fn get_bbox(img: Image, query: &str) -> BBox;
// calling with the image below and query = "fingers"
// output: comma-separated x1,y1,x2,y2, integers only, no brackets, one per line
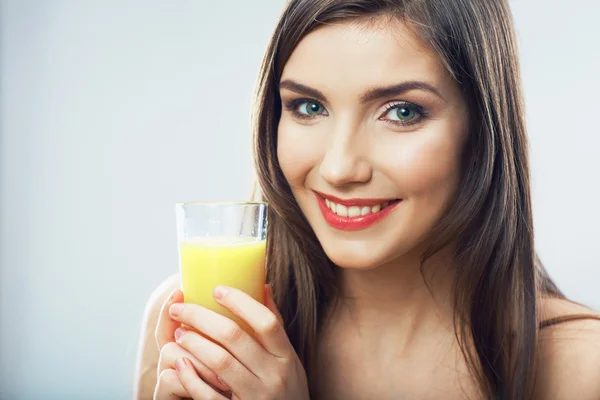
176,358,229,400
154,368,188,400
168,302,271,377
212,286,291,357
158,341,230,393
174,329,262,394
156,289,184,349
263,284,284,324
154,360,229,400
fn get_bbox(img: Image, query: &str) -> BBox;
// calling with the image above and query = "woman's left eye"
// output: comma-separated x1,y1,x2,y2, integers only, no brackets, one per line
380,102,425,126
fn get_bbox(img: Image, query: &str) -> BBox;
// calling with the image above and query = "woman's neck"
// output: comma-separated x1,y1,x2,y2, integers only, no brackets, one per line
331,246,456,352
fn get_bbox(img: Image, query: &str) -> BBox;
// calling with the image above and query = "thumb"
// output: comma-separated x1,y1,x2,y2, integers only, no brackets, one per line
264,284,283,325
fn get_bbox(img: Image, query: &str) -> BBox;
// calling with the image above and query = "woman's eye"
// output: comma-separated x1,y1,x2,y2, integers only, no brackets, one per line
297,101,326,116
282,98,328,120
383,104,420,122
380,103,425,125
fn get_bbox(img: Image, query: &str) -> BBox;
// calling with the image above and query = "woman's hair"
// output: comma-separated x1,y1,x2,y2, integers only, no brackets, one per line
251,0,572,398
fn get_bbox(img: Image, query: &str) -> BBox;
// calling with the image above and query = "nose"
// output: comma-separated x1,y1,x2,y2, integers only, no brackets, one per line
319,126,373,187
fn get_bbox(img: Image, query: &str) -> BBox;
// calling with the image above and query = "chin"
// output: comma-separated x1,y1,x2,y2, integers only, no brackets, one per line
326,252,382,270
316,233,414,270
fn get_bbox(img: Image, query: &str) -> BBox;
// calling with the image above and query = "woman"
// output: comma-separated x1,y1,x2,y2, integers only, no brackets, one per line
135,0,600,399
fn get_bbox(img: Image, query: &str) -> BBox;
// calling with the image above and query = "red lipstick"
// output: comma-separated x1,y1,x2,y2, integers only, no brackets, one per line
314,191,401,231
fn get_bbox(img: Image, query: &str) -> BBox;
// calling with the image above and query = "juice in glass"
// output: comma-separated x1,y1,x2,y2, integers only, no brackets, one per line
175,202,268,332
179,237,266,328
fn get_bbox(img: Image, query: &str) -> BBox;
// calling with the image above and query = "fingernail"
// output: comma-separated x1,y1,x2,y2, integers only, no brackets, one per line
213,286,228,300
174,327,187,343
167,289,177,302
175,358,186,372
169,303,183,317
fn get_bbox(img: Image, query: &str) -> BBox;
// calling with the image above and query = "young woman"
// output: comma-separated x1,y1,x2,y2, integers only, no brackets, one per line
134,0,600,399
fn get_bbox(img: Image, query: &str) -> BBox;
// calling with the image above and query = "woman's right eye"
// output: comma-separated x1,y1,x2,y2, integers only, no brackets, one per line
284,99,328,119
298,100,326,116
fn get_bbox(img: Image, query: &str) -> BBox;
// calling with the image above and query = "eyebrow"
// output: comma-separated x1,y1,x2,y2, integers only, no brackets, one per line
279,80,328,103
279,79,447,104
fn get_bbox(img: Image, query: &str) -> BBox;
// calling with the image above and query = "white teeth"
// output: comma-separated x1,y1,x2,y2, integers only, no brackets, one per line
327,200,334,211
325,198,394,217
348,206,361,217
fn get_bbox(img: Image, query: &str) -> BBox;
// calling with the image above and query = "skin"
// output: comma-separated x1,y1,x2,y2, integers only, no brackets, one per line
135,17,600,400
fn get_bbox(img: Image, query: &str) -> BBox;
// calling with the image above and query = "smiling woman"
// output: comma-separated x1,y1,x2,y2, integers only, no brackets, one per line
276,19,468,271
134,1,600,399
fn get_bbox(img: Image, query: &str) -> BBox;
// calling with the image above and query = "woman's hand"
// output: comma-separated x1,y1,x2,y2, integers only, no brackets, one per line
154,289,231,399
164,284,309,400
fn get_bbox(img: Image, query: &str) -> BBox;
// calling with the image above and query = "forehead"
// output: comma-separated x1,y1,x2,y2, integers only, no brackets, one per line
281,18,450,95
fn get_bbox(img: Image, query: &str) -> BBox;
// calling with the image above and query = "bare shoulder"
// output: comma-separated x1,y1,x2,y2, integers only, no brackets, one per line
534,297,600,400
133,273,180,399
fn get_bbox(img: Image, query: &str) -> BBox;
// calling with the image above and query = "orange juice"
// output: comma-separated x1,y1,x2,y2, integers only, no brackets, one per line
179,237,266,330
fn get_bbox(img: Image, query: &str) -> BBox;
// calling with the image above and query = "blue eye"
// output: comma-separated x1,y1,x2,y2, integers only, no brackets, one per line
380,102,425,126
283,98,329,120
298,101,326,116
388,106,417,121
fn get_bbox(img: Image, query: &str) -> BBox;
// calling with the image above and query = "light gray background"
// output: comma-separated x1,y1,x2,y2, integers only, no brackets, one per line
1,0,598,398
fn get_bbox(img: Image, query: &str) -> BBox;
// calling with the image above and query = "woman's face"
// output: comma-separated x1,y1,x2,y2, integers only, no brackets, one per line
277,18,469,269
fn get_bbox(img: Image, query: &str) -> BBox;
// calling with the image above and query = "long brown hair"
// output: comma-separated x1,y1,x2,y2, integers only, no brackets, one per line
251,0,577,398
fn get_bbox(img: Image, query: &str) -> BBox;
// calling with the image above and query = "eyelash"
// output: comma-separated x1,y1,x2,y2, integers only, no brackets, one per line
282,98,428,127
380,101,428,127
283,98,326,120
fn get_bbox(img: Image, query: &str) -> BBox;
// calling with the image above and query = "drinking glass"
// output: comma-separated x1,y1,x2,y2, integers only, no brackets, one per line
175,202,268,329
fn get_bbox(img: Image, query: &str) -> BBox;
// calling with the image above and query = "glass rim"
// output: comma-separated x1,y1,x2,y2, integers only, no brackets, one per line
175,201,268,207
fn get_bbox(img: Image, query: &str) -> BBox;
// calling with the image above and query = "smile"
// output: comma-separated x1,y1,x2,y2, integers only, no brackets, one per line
313,191,401,231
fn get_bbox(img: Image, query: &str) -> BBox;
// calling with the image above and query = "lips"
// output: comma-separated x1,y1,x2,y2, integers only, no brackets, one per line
314,191,401,231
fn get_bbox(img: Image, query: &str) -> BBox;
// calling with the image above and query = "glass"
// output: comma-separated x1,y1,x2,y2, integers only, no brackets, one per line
175,202,268,330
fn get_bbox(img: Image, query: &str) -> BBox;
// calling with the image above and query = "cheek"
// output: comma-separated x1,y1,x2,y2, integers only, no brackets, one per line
364,126,466,260
379,126,464,201
276,119,324,189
